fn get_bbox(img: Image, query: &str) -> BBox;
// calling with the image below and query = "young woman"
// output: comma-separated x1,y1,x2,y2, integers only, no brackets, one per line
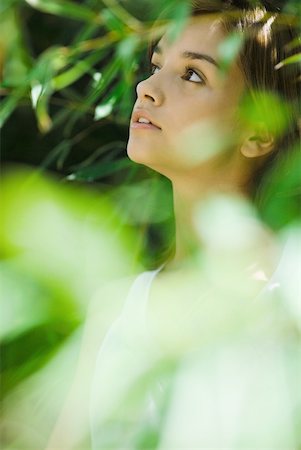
90,1,300,448
127,0,299,269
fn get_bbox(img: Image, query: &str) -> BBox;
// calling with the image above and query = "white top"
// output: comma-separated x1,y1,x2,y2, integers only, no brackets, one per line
90,268,162,449
89,229,300,448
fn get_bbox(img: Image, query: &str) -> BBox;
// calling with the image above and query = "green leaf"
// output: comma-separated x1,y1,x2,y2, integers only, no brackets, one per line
30,80,53,132
67,158,131,182
52,51,105,91
112,178,173,224
30,46,69,85
100,0,143,31
93,74,133,124
1,320,78,395
258,144,301,229
39,140,72,171
165,1,191,44
275,52,301,70
0,0,19,14
94,98,115,120
63,58,122,136
117,34,139,63
35,96,52,132
0,7,33,88
28,47,69,131
101,7,127,34
106,77,134,122
24,0,98,22
239,90,291,136
0,86,27,128
117,34,140,87
72,22,100,46
218,32,244,73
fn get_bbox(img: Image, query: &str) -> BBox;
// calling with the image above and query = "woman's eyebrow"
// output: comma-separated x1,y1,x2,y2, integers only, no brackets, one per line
182,51,220,68
153,44,220,69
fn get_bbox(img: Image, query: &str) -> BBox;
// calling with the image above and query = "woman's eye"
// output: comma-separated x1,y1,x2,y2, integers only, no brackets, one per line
150,63,205,85
182,68,205,84
150,63,160,75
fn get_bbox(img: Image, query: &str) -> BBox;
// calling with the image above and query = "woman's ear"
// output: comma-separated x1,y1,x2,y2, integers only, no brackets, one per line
240,127,275,158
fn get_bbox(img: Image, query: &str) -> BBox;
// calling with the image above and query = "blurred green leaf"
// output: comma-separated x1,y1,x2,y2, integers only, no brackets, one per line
0,86,28,128
101,0,143,31
27,47,69,131
1,168,134,303
112,78,135,121
0,0,19,14
34,85,53,132
239,89,292,136
101,7,127,34
39,139,72,170
63,57,122,135
94,97,115,120
165,1,191,44
67,157,131,182
117,34,140,62
218,31,244,73
111,178,173,225
258,144,301,229
24,0,99,22
30,46,69,84
52,50,105,91
0,264,51,341
117,33,140,84
275,51,301,69
1,321,78,396
0,7,32,88
72,21,100,45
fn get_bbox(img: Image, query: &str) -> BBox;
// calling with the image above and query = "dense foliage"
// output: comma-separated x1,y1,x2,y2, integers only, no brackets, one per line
1,0,300,448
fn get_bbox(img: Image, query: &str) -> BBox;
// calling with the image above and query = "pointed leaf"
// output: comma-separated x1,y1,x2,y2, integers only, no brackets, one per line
24,0,98,22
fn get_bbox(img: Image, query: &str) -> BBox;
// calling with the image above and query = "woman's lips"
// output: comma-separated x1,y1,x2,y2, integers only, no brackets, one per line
131,109,162,130
130,122,162,130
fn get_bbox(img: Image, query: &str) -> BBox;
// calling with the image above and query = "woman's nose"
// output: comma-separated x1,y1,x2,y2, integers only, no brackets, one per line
136,77,164,106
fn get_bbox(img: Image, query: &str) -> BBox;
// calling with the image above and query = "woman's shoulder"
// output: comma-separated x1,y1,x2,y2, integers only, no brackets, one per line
87,268,162,340
121,268,162,310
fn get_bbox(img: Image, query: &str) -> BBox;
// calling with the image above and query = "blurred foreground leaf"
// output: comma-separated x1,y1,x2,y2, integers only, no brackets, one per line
24,0,99,22
1,167,135,325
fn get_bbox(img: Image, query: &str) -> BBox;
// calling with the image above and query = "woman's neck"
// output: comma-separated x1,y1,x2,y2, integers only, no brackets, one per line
172,190,201,265
169,175,246,269
167,172,278,284
164,149,255,270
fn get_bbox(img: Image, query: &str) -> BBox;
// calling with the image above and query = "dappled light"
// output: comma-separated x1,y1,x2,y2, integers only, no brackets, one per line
1,0,300,449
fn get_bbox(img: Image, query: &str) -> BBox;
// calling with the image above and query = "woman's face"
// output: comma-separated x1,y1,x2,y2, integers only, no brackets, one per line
127,16,246,179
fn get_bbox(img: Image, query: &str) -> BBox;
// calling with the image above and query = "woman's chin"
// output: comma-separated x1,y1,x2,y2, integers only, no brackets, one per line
126,143,141,164
126,140,152,165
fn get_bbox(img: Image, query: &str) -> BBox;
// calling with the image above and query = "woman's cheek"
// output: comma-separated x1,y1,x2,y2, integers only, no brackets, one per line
169,118,235,169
